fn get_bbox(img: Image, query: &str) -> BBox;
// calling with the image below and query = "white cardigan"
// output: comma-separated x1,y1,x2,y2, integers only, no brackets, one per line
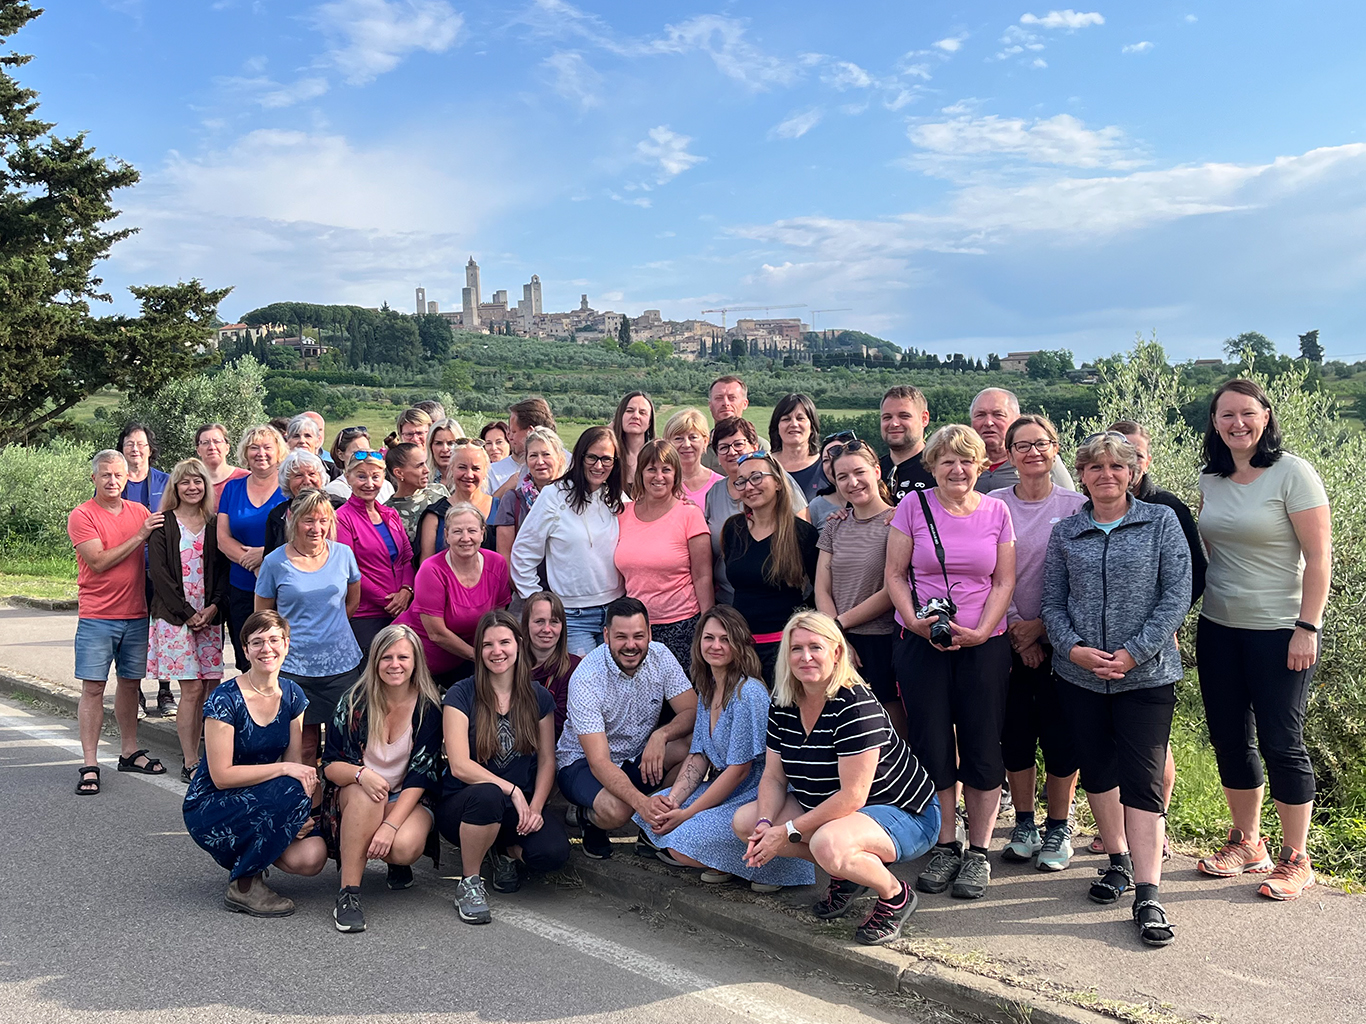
510,481,626,606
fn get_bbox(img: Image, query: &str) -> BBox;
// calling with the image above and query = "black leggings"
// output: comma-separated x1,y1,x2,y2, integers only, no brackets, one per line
1060,681,1174,813
226,584,256,673
848,632,898,706
1002,648,1078,777
435,783,570,875
895,631,1011,792
1196,617,1317,805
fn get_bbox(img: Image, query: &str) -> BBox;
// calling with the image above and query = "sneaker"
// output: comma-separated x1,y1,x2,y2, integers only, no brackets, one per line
700,870,733,884
655,848,688,868
916,845,963,894
455,875,492,924
157,690,178,717
224,874,294,917
1002,821,1042,862
750,881,783,893
487,852,522,894
1257,846,1316,901
333,887,365,932
581,817,613,860
855,881,919,945
1035,822,1074,872
137,692,148,721
636,830,663,858
564,804,581,827
951,849,992,899
1197,828,1273,877
813,877,870,919
386,864,414,890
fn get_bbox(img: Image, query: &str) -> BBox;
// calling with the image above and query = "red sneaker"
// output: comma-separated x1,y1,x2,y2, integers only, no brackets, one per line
1197,828,1273,877
1258,846,1315,901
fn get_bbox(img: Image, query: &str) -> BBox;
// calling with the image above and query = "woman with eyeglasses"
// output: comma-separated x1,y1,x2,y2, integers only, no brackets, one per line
117,422,170,516
663,408,721,507
510,425,627,656
417,438,497,564
814,439,903,737
493,426,568,599
195,423,249,501
325,428,395,504
806,432,858,531
335,450,416,655
614,440,713,671
721,451,819,682
885,424,1015,902
994,415,1085,871
769,393,826,501
612,391,656,499
1041,431,1191,946
703,417,810,606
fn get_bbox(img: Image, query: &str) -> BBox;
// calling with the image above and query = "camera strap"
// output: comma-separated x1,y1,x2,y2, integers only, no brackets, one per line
907,487,954,612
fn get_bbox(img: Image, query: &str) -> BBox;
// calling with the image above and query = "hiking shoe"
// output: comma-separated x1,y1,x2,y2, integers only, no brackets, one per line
951,849,992,899
581,817,613,860
455,875,492,924
487,852,522,894
916,845,963,894
333,887,365,932
386,864,414,890
813,877,870,919
1197,828,1273,877
1036,822,1074,872
1002,821,1042,862
224,874,294,917
157,690,178,717
1258,846,1315,901
855,881,919,945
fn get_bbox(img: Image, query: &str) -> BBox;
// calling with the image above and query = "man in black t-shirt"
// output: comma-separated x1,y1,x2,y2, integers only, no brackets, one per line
877,386,936,504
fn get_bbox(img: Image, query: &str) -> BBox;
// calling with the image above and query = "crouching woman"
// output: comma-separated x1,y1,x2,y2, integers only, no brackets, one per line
320,623,444,933
183,610,327,918
733,611,938,946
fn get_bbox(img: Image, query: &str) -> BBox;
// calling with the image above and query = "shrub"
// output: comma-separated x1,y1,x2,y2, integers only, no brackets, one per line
0,439,91,577
113,357,267,463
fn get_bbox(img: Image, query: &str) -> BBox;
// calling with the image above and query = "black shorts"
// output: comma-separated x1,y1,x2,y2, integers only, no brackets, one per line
556,757,650,810
894,631,1011,792
1059,681,1174,814
848,632,898,706
1001,648,1078,777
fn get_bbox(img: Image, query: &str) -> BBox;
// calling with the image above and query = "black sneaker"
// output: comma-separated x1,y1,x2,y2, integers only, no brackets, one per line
813,877,870,919
916,844,963,894
386,864,414,890
582,817,613,860
951,849,991,899
157,690,178,717
333,887,365,932
486,852,522,893
855,881,919,945
636,829,662,858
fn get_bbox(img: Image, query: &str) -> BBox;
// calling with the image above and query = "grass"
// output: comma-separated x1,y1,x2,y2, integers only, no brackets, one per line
0,545,77,581
0,571,78,601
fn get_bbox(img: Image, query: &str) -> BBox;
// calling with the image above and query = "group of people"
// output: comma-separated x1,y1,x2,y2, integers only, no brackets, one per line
65,374,1331,950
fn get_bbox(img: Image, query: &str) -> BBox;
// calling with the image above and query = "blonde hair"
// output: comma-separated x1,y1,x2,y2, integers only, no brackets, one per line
427,417,466,478
282,489,337,543
345,624,441,751
771,611,864,707
523,426,567,475
922,423,988,473
395,407,433,432
634,439,684,500
1074,433,1139,495
236,424,287,467
161,458,216,517
663,407,709,442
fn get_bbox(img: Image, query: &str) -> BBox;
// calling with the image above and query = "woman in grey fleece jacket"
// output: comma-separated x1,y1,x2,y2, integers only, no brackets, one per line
1041,431,1191,948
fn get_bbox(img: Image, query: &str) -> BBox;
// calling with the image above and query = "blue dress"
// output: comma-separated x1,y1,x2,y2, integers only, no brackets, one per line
182,679,313,880
634,678,814,888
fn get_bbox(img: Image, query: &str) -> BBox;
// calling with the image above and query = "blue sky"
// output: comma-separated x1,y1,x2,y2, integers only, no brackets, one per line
25,1,1366,361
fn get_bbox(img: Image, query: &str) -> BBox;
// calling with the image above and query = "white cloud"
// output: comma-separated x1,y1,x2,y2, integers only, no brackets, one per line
542,50,602,107
1019,10,1105,30
909,113,1140,170
649,14,800,87
217,74,331,108
1032,58,1048,68
821,60,873,89
635,125,705,182
933,35,967,53
312,0,463,85
1122,41,1154,54
769,108,823,140
1184,13,1197,22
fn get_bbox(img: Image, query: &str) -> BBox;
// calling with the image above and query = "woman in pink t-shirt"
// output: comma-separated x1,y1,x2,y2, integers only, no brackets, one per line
614,440,713,671
885,424,1016,902
395,503,511,689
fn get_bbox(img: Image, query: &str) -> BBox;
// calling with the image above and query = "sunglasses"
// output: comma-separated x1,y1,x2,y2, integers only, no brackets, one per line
338,426,369,439
1082,431,1134,446
351,450,384,462
822,429,857,447
452,437,487,448
827,439,869,461
735,450,771,467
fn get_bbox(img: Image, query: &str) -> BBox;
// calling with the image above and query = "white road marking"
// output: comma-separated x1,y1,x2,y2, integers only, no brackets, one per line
0,709,185,794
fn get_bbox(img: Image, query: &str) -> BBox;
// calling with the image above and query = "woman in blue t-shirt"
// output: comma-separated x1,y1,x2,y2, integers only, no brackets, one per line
435,610,568,925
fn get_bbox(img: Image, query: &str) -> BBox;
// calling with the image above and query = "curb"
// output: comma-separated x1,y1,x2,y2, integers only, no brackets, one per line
4,595,78,611
573,855,1113,1024
0,667,181,744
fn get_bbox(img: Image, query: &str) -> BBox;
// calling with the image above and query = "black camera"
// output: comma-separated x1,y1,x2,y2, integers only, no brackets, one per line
917,597,957,648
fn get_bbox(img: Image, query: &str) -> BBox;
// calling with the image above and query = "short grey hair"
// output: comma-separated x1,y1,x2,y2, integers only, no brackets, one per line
443,500,487,530
1074,433,1140,495
285,413,319,441
970,387,1021,417
91,449,128,474
278,448,326,491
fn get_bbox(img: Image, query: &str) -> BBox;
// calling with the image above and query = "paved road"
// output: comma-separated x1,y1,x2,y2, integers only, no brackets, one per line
0,695,968,1024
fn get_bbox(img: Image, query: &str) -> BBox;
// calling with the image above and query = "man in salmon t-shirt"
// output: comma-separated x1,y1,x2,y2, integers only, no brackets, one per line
67,450,168,795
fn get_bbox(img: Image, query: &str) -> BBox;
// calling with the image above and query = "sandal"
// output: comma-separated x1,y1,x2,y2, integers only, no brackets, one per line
1133,899,1175,947
75,765,101,796
1088,863,1134,904
1088,835,1106,854
117,749,166,775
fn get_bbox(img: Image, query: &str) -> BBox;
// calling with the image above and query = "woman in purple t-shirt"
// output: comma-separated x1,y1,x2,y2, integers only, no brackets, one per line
885,424,1015,902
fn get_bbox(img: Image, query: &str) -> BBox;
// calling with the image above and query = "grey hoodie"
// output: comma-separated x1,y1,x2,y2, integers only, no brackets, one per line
1041,497,1193,693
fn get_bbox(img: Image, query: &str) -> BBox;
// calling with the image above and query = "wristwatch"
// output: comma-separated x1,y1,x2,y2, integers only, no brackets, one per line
785,819,803,844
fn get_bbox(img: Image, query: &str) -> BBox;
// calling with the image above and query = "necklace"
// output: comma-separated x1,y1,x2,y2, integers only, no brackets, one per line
243,673,279,698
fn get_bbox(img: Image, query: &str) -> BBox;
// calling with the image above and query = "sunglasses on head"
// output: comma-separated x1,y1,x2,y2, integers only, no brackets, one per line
735,450,771,467
822,429,857,447
452,437,487,448
828,439,870,461
351,450,384,462
338,426,369,439
1082,430,1133,446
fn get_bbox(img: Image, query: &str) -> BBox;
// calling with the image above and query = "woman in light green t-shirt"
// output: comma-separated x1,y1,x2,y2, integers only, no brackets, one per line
1194,379,1330,903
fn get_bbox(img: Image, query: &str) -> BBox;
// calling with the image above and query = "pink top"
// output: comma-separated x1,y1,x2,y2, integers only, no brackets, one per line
67,499,150,619
211,467,250,505
614,500,709,624
681,471,722,508
890,489,1015,636
334,496,416,619
394,550,512,675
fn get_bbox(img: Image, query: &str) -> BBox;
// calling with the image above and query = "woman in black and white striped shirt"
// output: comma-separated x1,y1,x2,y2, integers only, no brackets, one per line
732,610,938,946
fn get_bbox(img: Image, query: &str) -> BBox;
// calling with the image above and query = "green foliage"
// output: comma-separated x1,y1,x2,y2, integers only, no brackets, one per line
1299,329,1324,363
1223,330,1276,362
618,317,631,347
0,438,89,576
730,337,746,363
440,359,473,394
626,340,652,358
265,376,358,421
113,356,267,463
417,313,453,361
261,344,300,370
1026,349,1076,381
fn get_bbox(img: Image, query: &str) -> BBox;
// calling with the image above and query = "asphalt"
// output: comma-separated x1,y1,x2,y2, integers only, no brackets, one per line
4,601,1364,1024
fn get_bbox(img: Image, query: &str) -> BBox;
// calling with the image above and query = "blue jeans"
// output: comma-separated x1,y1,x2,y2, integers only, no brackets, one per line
74,618,148,681
563,605,606,657
860,795,942,863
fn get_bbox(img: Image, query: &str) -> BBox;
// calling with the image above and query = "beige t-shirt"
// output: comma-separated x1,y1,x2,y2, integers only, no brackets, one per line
817,508,898,635
1198,453,1328,630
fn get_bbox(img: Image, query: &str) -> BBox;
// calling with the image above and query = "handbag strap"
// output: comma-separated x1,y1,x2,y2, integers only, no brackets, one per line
908,487,954,612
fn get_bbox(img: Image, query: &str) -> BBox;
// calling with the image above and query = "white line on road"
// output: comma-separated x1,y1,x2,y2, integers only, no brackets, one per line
0,704,185,795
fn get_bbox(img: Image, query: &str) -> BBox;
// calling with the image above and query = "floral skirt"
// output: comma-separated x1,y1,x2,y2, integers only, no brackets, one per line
147,619,224,681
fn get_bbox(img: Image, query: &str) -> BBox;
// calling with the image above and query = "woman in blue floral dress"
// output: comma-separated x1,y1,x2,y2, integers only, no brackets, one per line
635,605,814,891
183,610,328,917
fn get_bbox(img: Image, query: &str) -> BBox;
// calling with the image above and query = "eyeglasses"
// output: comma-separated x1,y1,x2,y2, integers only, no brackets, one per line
735,450,771,467
122,441,150,451
351,450,384,462
246,636,287,651
827,439,869,461
822,430,857,446
735,470,776,489
1081,431,1133,446
715,440,752,456
581,453,617,467
196,437,226,447
1009,438,1058,454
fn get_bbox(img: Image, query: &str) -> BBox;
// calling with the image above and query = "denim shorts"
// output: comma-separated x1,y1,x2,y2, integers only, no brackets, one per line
860,794,942,863
74,617,149,682
563,604,607,657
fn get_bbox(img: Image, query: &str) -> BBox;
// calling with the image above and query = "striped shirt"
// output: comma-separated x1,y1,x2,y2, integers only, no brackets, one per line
767,684,934,814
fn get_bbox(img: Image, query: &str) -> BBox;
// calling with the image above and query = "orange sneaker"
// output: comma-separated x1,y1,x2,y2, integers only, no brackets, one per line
1258,846,1315,900
1197,828,1273,876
